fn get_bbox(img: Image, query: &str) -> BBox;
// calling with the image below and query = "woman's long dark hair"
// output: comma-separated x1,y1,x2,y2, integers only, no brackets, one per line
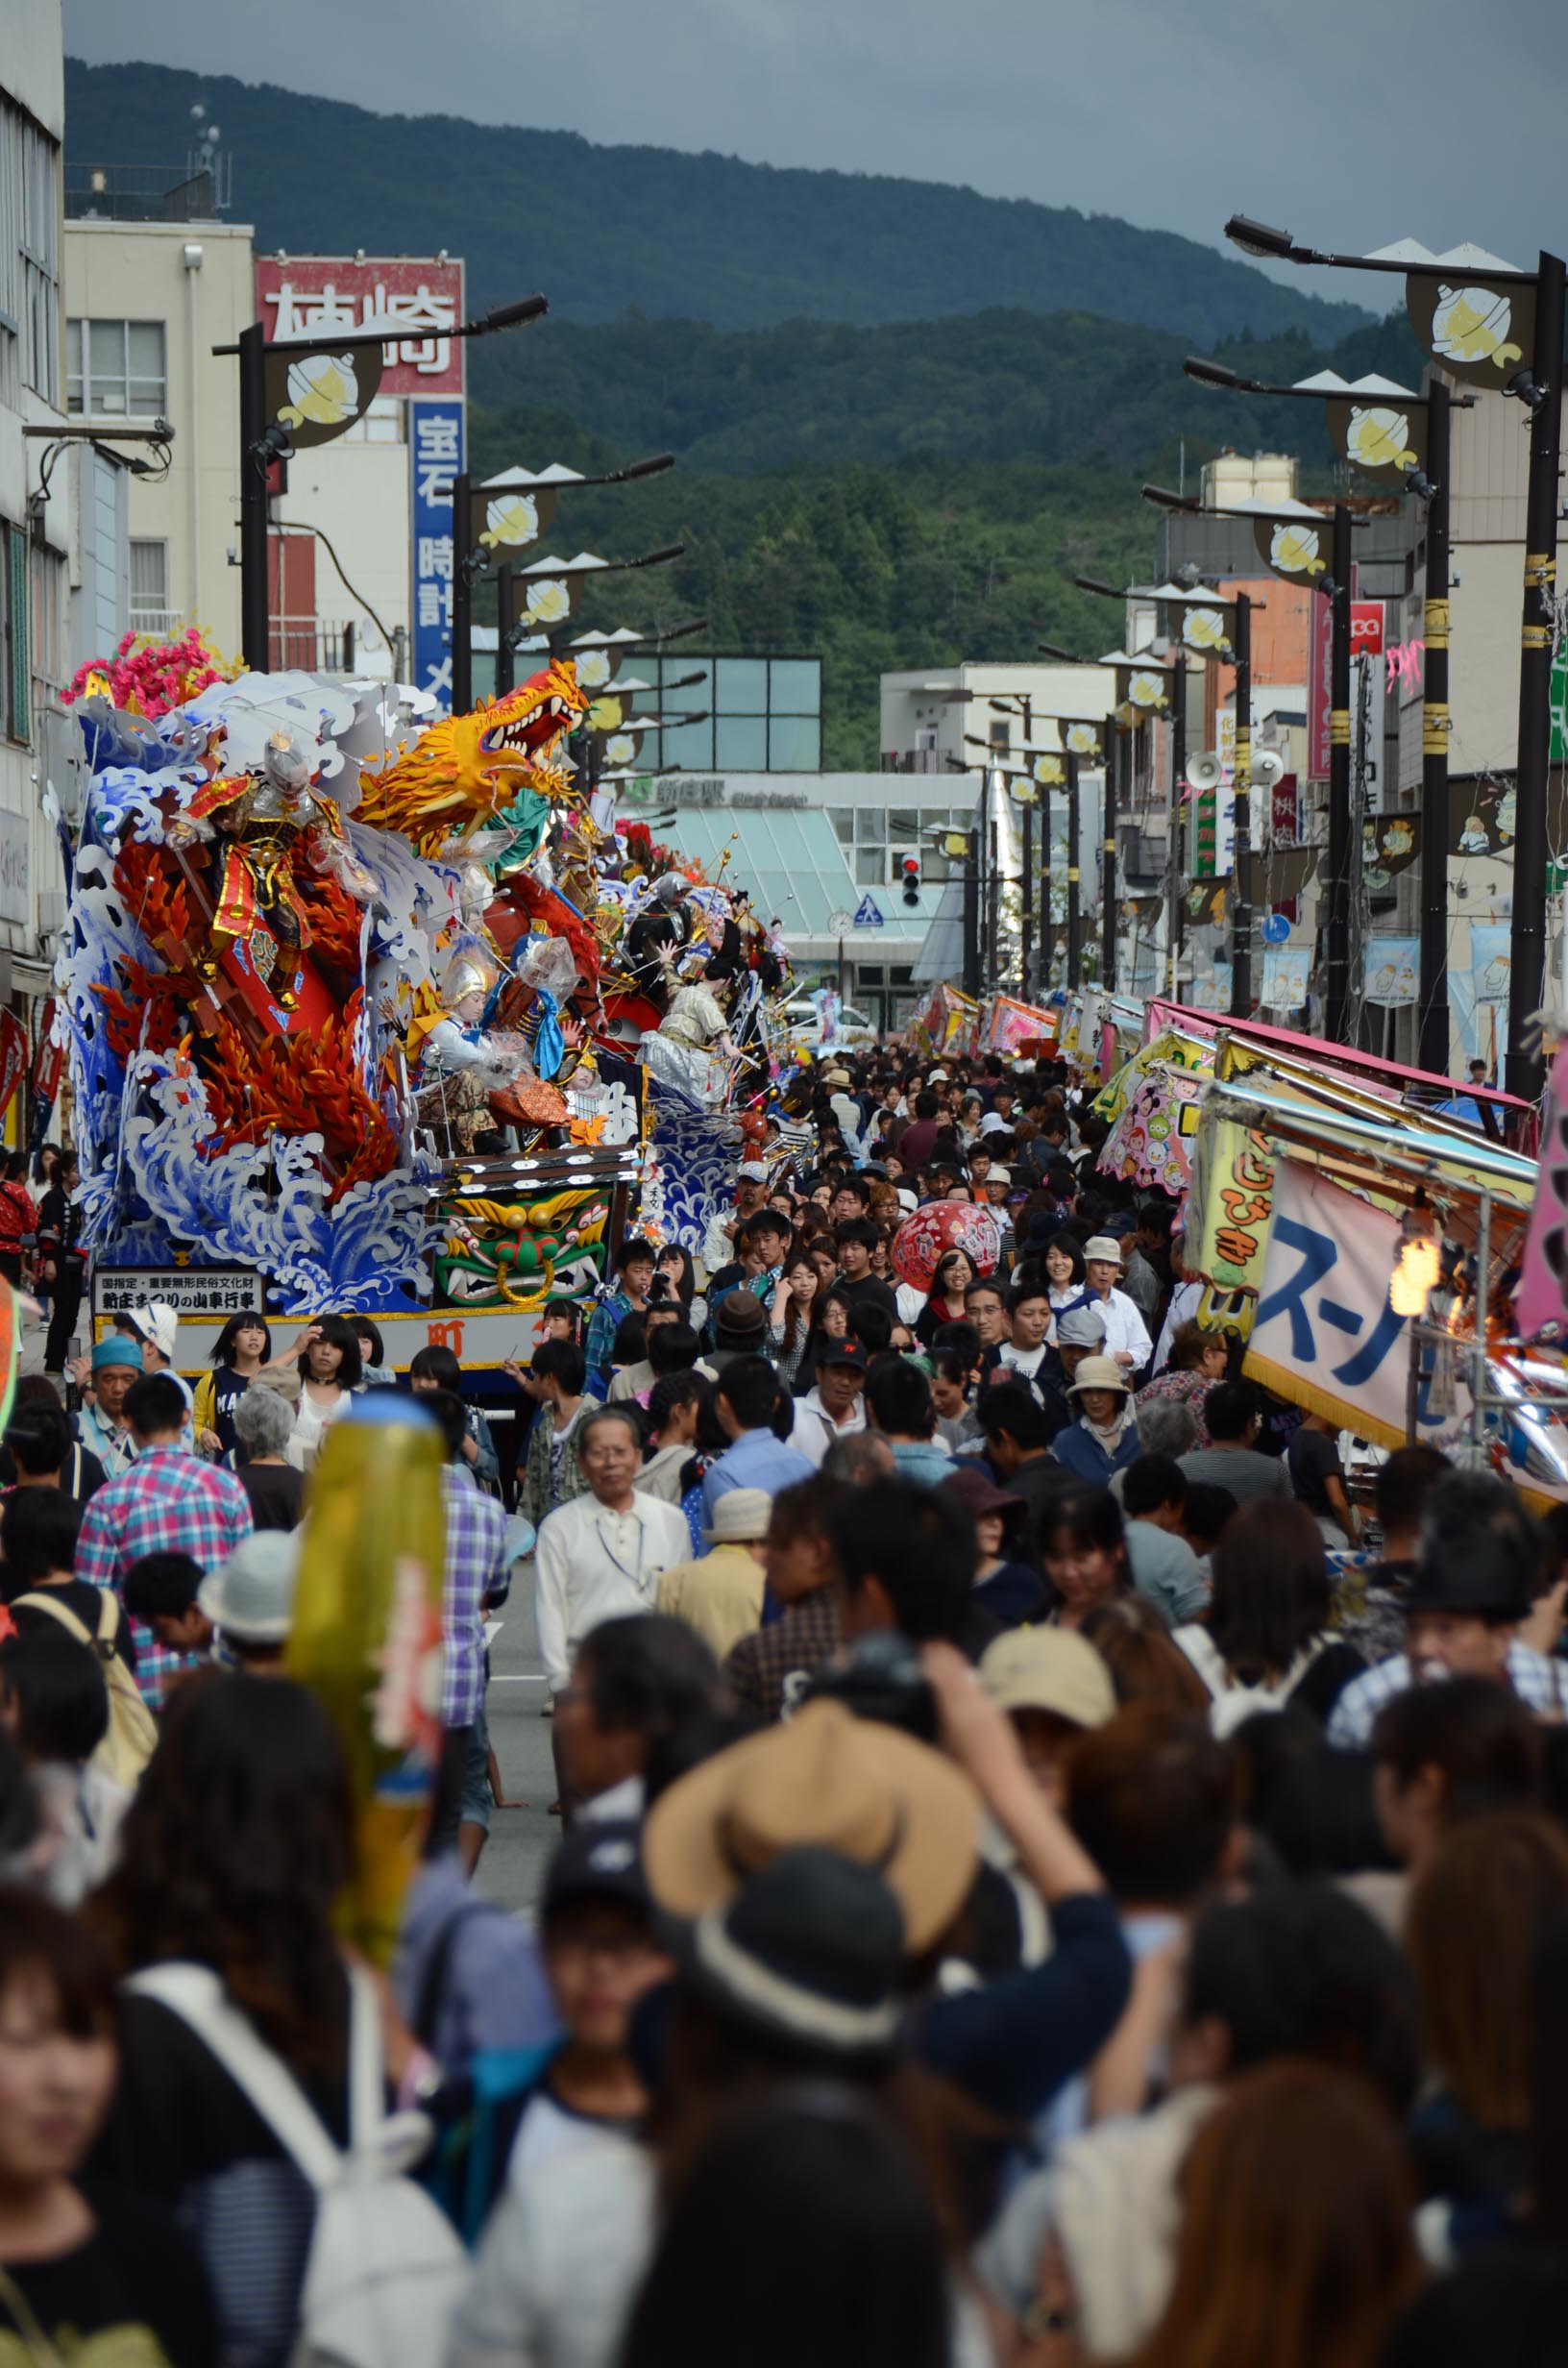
306,1313,363,1390
1209,1498,1333,1683
210,1312,274,1369
779,1248,819,1353
625,2084,949,2368
91,1673,355,2069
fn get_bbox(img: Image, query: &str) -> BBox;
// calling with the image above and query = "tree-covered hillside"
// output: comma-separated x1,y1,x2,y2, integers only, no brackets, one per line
63,57,1369,347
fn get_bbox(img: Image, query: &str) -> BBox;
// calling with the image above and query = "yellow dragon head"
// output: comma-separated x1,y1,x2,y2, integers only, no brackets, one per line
357,658,590,851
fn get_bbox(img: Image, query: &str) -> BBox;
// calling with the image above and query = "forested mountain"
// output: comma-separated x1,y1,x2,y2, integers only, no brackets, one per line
63,58,1368,346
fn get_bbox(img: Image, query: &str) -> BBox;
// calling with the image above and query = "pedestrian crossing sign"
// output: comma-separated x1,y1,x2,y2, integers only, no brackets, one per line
853,895,885,928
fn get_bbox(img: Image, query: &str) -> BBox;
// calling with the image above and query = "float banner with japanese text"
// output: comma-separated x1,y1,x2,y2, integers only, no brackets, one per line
1245,1159,1425,1446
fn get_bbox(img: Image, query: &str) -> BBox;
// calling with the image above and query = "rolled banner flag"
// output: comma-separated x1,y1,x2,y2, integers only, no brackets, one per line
286,1393,448,1967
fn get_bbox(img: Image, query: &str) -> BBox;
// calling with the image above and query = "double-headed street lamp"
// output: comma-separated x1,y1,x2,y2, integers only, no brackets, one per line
1077,575,1243,1007
451,453,678,713
218,292,549,672
1184,353,1462,1073
1222,217,1564,1101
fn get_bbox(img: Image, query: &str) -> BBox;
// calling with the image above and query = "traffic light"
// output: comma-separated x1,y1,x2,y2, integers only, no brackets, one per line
900,853,921,908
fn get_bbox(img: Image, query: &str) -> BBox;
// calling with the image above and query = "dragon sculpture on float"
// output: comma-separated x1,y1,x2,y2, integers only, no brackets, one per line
54,632,602,1316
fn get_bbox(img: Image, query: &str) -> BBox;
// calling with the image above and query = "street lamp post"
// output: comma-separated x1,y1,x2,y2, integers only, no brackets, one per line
1325,506,1354,1044
1418,376,1452,1073
1231,589,1254,1018
1223,215,1564,1098
219,293,549,674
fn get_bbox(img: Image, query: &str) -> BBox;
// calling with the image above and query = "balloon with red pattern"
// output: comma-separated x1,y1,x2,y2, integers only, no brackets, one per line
891,1199,1003,1290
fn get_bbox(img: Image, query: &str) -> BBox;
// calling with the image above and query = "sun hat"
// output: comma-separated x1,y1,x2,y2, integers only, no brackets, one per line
896,1188,919,1214
927,1068,949,1083
542,1820,649,1919
91,1334,141,1373
671,1847,906,2060
941,1464,1026,1524
980,1628,1117,1730
1056,1303,1108,1349
1082,1235,1125,1269
713,1289,767,1339
822,1066,853,1087
979,1112,1010,1136
643,1696,980,1952
703,1487,772,1544
986,1167,1013,1188
196,1530,301,1643
127,1298,179,1361
1066,1354,1131,1398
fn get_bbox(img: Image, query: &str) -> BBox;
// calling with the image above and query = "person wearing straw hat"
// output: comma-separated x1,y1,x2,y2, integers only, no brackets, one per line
1081,1235,1153,1375
655,1488,770,1663
1052,1357,1140,1487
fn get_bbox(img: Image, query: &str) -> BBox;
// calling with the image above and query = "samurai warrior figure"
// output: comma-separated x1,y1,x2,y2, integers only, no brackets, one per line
171,728,339,1007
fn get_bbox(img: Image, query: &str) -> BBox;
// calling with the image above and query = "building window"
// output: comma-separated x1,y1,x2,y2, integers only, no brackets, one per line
130,539,172,633
0,101,61,407
643,653,821,775
2,526,29,743
65,319,167,417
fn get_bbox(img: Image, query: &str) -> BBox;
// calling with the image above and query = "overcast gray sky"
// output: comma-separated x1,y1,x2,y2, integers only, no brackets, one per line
62,0,1562,307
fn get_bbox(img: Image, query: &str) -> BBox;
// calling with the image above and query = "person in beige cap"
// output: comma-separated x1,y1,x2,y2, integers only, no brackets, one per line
1081,1234,1154,1372
655,1488,771,1663
981,1627,1116,1804
1053,1355,1140,1486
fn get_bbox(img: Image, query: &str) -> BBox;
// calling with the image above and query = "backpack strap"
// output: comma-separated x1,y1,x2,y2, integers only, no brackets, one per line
12,1588,120,1663
126,1961,380,2187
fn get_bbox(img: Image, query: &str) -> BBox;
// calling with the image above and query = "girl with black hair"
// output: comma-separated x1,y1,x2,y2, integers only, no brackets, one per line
0,1887,216,2365
253,1314,363,1472
193,1312,274,1461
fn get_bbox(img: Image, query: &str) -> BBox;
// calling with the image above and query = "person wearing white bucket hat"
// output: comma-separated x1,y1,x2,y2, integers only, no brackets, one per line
197,1530,301,1671
1080,1237,1153,1376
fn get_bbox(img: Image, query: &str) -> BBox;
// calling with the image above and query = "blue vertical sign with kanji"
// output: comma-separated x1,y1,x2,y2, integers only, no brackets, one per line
409,399,464,713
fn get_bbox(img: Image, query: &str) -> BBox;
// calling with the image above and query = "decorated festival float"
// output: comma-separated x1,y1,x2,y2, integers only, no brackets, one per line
54,628,794,1380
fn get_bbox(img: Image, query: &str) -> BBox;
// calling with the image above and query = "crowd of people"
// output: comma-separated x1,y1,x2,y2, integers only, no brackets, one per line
0,1041,1566,2364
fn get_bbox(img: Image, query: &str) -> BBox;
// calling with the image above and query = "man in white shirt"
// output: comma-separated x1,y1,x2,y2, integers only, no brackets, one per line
1081,1234,1154,1372
532,1405,692,1699
789,1344,870,1468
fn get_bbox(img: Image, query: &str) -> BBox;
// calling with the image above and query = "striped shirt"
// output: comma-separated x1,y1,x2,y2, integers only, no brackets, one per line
1327,1641,1568,1748
441,1466,510,1727
76,1446,254,1707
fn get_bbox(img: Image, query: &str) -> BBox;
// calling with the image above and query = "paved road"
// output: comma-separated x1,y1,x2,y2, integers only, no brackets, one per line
476,1556,560,1913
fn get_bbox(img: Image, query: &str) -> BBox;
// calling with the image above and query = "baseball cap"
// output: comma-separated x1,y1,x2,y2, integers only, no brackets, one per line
127,1298,179,1361
542,1820,649,1919
737,1161,770,1183
819,1341,868,1372
1056,1303,1108,1349
980,1628,1116,1731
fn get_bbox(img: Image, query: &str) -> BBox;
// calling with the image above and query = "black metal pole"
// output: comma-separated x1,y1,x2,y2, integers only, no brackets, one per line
1066,749,1081,985
1230,590,1252,1016
1417,375,1452,1076
495,565,515,697
1168,649,1187,998
1325,504,1354,1043
238,322,270,672
1507,252,1565,1107
986,777,999,998
1103,720,1119,991
962,828,980,999
452,472,473,716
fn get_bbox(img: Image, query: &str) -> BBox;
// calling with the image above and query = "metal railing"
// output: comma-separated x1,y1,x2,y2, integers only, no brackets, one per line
65,165,219,224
